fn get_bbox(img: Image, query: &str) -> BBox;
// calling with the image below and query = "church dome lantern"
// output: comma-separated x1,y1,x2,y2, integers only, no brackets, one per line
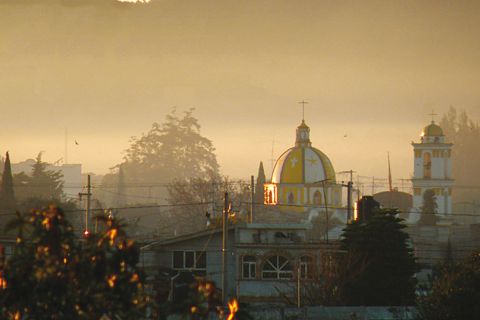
422,122,444,137
421,121,445,144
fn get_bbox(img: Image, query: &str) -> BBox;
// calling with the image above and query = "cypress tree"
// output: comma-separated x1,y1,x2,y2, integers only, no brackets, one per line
0,152,16,212
254,161,266,204
340,209,418,306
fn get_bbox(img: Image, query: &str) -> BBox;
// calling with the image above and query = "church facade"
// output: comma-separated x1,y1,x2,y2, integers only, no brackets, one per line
263,120,343,212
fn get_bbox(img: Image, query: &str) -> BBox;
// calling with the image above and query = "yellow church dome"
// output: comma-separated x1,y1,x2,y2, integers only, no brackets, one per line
271,121,336,184
422,121,444,137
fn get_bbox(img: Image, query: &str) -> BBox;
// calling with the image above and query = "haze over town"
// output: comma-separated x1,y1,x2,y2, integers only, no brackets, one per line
1,0,480,183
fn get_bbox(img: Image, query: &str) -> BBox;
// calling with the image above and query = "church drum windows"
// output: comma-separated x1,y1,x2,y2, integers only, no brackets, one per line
288,192,295,204
262,255,293,280
313,190,322,206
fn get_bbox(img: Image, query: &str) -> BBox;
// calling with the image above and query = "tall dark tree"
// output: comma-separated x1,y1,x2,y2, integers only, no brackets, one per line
0,152,16,213
339,209,417,306
440,107,480,207
255,161,266,205
419,189,437,225
417,252,480,320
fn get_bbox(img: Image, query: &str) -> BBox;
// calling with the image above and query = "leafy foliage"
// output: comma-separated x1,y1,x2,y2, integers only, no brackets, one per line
0,206,146,319
417,252,480,320
339,209,418,306
164,177,250,236
123,108,219,182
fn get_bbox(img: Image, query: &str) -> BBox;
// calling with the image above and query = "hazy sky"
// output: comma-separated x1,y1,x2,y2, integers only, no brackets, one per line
1,0,479,188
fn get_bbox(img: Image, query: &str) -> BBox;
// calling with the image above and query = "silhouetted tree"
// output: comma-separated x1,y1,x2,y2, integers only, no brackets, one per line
339,209,417,306
123,108,219,182
28,152,64,200
440,107,480,207
0,152,16,213
417,252,480,320
419,189,437,225
101,108,220,206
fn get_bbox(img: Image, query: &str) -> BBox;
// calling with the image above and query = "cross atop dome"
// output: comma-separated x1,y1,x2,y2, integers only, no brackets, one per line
296,100,311,147
429,110,438,123
299,100,308,122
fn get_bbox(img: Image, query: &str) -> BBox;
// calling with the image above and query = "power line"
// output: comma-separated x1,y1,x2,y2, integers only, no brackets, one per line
0,202,213,216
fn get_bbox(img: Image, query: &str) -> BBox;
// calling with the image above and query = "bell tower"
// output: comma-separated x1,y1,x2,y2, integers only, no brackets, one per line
412,119,453,215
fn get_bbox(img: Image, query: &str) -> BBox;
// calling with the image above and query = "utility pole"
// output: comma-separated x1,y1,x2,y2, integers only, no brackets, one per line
387,152,393,192
347,181,353,221
250,175,255,223
297,265,301,308
79,175,92,236
222,192,229,305
338,170,355,222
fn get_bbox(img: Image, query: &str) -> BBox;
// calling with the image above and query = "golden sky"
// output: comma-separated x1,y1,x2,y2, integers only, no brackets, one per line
1,0,479,188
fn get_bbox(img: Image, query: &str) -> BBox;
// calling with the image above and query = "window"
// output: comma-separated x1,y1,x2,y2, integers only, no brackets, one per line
172,251,206,270
264,184,277,205
242,255,256,279
423,152,432,178
414,188,422,196
313,191,322,206
414,150,422,158
196,251,206,269
185,251,195,268
300,256,313,279
262,255,293,280
288,192,295,204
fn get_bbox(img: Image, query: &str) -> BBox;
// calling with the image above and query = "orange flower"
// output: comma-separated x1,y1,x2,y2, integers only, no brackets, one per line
130,273,139,283
107,275,117,288
227,299,239,320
